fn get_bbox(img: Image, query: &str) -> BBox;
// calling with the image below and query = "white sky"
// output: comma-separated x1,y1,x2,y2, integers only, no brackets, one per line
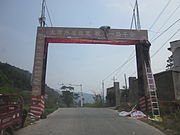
0,0,179,94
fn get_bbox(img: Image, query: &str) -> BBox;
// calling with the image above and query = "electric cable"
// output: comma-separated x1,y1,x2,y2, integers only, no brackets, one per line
151,28,180,58
130,28,180,76
116,56,135,77
113,0,177,83
151,18,180,43
150,3,180,41
103,0,140,82
149,0,172,31
44,0,53,27
102,51,135,81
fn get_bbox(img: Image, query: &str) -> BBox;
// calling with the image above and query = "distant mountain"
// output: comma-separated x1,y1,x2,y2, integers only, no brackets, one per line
82,93,94,104
73,92,94,104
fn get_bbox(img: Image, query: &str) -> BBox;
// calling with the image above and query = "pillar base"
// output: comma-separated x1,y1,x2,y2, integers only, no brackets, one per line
30,95,45,118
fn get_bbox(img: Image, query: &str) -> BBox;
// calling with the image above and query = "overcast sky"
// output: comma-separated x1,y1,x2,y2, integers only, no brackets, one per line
0,0,179,94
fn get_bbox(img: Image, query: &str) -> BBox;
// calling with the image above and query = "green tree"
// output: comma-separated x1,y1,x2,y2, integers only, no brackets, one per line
60,85,79,107
61,91,73,107
166,55,174,70
93,94,103,105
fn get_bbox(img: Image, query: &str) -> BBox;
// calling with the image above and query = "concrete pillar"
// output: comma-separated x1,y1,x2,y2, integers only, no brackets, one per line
129,77,136,90
135,42,153,114
30,28,47,117
128,77,137,102
31,28,46,96
114,82,120,106
135,44,147,97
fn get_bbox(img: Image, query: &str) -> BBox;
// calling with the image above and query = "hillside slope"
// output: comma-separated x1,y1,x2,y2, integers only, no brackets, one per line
0,62,59,113
0,62,31,90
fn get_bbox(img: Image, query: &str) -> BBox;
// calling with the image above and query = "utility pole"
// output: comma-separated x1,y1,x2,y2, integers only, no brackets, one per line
135,0,141,30
124,74,128,102
80,84,83,107
124,74,127,90
113,76,117,82
39,0,46,27
102,80,105,104
130,0,141,30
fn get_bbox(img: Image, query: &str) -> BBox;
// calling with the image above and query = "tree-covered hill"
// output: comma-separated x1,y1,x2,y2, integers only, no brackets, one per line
0,61,59,113
0,62,31,90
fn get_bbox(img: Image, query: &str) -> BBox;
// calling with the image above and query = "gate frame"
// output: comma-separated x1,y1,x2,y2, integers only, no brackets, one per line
30,26,151,117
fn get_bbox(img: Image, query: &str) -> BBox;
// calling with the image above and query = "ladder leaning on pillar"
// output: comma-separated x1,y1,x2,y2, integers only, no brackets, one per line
145,64,161,117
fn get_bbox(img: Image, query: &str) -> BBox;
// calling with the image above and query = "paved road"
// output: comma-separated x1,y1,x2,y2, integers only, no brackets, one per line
15,108,165,135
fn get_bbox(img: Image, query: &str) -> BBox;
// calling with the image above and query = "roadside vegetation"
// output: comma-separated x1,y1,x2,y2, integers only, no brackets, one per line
148,102,180,135
58,85,80,107
84,93,105,108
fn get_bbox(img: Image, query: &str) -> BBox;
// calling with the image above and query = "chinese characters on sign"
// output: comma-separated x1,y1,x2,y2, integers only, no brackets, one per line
38,27,148,41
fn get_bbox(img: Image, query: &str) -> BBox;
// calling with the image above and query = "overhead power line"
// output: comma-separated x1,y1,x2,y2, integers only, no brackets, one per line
102,51,135,81
116,56,135,77
150,3,180,41
129,26,180,77
149,0,172,31
151,18,180,43
115,1,178,79
44,0,53,27
102,0,141,82
130,71,136,77
151,28,180,58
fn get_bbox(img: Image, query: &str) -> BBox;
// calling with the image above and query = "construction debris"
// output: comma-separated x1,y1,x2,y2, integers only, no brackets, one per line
131,111,146,119
118,104,146,119
119,111,131,117
119,110,146,119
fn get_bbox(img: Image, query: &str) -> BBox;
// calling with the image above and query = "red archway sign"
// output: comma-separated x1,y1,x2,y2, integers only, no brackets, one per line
30,27,149,117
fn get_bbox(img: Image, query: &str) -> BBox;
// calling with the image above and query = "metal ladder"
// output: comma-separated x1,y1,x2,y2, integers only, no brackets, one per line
145,65,161,117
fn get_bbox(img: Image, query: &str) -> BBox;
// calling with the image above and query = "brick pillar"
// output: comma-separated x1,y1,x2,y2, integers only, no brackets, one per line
30,27,47,117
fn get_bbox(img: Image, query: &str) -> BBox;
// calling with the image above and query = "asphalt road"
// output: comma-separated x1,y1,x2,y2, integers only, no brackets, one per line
15,108,165,135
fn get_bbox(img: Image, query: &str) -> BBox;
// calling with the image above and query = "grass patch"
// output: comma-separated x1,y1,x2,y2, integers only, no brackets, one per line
142,110,180,135
44,106,59,115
